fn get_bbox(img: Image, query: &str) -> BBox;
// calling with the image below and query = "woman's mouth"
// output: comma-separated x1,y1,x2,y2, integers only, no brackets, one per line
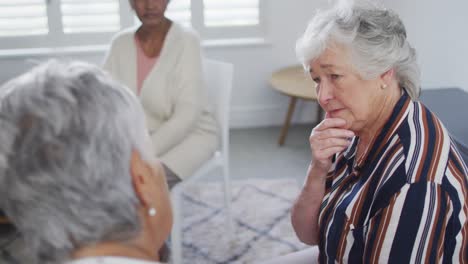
144,13,162,19
326,108,344,118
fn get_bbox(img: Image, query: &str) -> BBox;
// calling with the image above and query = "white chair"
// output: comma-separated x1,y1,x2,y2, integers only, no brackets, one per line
170,59,234,264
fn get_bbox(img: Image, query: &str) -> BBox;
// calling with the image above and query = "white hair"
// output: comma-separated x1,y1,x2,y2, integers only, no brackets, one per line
0,60,155,264
296,0,421,99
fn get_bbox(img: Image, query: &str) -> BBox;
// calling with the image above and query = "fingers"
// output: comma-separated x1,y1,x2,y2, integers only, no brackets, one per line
313,128,354,141
312,137,350,151
314,118,347,131
309,118,355,171
313,146,349,161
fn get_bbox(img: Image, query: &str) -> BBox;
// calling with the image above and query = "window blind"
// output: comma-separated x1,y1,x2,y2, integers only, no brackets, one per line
60,0,120,33
203,0,259,27
166,0,191,27
0,0,48,37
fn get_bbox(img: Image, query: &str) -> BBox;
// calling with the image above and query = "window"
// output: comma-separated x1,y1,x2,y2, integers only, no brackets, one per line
166,0,264,41
0,0,48,37
0,0,133,50
203,0,259,27
0,0,264,51
165,0,191,28
60,0,120,33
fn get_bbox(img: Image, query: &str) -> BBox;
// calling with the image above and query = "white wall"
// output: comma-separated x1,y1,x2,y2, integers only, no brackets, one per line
383,0,468,91
1,0,466,128
207,0,326,128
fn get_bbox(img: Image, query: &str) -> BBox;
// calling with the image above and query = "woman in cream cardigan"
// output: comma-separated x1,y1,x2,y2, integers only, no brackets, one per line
103,0,218,187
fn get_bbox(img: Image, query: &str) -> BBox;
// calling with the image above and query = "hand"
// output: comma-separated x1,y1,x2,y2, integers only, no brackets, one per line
309,118,354,173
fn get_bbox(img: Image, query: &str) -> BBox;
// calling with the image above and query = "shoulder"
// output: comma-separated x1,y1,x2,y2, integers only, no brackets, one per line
398,100,467,184
169,22,201,48
108,27,137,50
398,100,448,151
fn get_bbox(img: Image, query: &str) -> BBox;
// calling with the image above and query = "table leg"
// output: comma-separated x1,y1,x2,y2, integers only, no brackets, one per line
278,97,297,146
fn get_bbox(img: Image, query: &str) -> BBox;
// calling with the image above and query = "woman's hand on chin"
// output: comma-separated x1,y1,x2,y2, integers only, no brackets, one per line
309,117,354,173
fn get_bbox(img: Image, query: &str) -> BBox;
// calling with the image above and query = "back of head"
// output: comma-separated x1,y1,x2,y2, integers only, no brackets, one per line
296,0,421,99
0,60,154,264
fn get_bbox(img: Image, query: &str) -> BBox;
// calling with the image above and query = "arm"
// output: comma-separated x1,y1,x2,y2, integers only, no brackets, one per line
150,36,204,156
291,118,354,245
291,165,327,245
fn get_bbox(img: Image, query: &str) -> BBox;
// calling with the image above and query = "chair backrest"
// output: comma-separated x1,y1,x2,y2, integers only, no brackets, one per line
202,59,234,160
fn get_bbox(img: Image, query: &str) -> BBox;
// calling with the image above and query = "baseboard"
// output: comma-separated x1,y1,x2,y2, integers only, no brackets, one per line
230,102,319,128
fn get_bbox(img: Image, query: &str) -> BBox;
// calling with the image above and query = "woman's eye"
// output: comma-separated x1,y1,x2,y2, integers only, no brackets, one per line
330,74,341,80
312,78,321,84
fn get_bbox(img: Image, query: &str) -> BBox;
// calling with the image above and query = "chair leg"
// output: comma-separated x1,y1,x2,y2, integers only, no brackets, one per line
222,164,234,241
170,188,183,264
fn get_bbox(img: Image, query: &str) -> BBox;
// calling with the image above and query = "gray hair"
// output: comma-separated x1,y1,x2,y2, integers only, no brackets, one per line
0,60,155,264
296,0,421,99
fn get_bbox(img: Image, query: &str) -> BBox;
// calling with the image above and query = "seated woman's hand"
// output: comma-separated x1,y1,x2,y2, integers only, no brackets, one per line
309,117,354,173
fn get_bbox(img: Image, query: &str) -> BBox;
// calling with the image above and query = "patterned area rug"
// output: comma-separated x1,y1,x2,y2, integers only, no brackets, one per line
180,179,308,264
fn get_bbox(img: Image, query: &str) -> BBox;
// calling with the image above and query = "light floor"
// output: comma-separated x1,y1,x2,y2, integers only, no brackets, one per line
215,124,313,185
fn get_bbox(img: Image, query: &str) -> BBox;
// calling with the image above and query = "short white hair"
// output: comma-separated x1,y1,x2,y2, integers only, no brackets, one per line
0,60,154,264
296,0,421,99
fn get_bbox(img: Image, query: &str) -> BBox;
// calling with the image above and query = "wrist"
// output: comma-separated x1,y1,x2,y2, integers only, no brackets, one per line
303,164,327,189
308,162,329,177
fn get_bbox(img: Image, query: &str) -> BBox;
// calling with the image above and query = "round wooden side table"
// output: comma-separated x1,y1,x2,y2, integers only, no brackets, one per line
269,65,321,146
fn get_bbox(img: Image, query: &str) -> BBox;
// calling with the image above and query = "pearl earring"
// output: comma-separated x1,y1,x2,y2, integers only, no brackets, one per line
381,84,387,89
148,207,157,217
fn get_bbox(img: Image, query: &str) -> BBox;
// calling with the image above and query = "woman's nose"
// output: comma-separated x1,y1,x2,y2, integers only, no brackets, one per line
318,81,334,106
146,0,164,9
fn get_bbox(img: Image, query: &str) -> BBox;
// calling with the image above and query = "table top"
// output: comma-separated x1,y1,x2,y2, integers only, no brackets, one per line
269,65,317,100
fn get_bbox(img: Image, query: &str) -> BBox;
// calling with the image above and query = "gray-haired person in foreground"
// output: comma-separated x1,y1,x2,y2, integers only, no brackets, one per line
0,61,173,264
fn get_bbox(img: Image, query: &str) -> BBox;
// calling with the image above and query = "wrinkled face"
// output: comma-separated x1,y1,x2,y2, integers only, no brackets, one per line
132,0,169,27
309,44,386,133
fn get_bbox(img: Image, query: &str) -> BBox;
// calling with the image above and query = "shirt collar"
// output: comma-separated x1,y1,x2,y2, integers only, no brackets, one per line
342,90,412,163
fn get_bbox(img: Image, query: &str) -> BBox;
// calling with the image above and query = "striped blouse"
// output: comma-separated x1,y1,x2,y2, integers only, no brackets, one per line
318,91,468,263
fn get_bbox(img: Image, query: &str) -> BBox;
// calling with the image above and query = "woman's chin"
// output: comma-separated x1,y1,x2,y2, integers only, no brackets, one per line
342,121,353,130
325,112,350,127
141,18,165,28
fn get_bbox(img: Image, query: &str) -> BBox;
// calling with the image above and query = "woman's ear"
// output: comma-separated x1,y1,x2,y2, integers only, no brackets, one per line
380,68,395,85
130,150,154,208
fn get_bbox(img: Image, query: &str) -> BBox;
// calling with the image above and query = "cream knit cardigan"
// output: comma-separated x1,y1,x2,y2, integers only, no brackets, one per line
103,23,218,179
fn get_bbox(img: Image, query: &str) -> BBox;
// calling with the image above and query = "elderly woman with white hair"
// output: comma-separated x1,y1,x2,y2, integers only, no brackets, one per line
103,0,218,188
264,1,468,264
0,61,172,264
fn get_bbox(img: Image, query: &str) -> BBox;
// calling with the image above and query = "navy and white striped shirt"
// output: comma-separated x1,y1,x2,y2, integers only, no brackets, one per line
318,92,468,263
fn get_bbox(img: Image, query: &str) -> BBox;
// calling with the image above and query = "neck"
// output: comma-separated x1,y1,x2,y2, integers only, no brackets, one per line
354,85,401,167
137,18,171,41
359,85,401,144
72,240,159,262
72,208,164,262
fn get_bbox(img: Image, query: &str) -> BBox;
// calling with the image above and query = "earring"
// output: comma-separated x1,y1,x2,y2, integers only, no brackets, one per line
381,84,387,89
148,207,157,217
